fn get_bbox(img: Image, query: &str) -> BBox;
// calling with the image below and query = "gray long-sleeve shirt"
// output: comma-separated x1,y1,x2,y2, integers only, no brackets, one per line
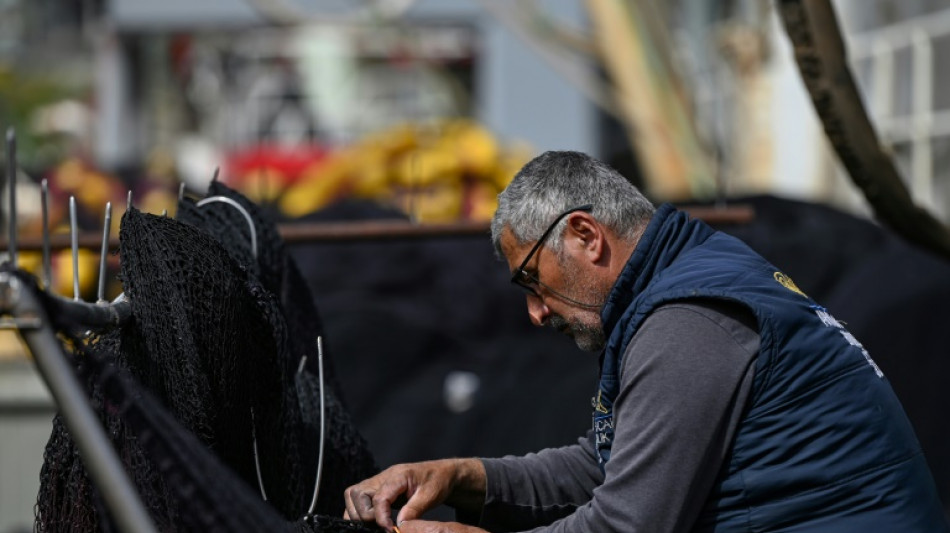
476,300,760,533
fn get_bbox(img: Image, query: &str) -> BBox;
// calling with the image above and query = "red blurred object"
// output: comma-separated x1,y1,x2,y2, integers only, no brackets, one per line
224,144,331,188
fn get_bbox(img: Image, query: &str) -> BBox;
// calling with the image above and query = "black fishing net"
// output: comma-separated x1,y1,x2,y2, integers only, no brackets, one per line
34,206,376,531
78,338,380,533
11,261,379,532
175,181,377,509
176,181,345,398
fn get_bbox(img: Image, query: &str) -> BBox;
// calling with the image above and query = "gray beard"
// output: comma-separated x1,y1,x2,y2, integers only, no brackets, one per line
548,314,606,352
550,253,608,351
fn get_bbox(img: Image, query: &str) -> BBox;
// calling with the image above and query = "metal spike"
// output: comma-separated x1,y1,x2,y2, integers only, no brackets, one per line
251,408,268,502
212,167,220,182
178,182,185,201
97,202,112,304
306,336,327,517
6,128,16,266
126,190,132,213
69,196,80,301
41,179,51,290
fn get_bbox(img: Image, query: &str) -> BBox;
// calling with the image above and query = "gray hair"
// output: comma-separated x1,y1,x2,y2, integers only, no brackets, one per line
491,151,655,257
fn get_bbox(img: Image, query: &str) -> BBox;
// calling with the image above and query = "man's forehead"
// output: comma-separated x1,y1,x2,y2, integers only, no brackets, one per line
498,227,529,263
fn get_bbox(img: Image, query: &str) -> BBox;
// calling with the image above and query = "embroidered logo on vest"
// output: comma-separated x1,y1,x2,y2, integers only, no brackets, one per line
592,390,609,414
591,390,614,468
774,271,807,298
812,305,884,378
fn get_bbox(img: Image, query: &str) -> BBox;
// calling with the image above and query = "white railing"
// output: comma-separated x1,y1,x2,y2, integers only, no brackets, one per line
845,7,950,214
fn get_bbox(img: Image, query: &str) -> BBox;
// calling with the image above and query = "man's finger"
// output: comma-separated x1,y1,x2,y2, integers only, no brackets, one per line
343,489,360,522
345,487,377,522
371,482,403,529
400,520,488,533
343,491,357,521
395,486,436,525
356,491,375,521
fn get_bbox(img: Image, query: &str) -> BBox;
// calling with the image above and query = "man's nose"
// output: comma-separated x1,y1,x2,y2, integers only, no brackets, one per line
526,295,550,326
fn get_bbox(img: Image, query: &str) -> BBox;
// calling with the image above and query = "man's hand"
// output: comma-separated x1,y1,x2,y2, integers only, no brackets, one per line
396,520,488,533
343,458,486,531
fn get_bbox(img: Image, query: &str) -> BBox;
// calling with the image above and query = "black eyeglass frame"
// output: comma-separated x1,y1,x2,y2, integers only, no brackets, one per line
510,204,594,294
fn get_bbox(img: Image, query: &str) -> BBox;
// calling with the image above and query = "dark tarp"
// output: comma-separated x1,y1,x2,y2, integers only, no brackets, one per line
289,195,950,517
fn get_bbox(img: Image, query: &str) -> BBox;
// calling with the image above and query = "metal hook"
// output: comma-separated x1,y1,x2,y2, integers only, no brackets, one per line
97,202,112,304
41,179,51,290
251,408,269,502
7,128,17,266
195,196,258,259
305,335,327,518
69,196,80,301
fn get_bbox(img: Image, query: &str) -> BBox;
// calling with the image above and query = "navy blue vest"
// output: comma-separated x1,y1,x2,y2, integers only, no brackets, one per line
592,204,948,531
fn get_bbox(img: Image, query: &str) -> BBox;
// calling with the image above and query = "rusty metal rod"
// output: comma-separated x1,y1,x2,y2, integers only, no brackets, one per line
0,205,753,251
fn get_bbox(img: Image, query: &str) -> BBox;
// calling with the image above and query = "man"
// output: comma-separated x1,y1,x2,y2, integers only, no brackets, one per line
343,151,948,532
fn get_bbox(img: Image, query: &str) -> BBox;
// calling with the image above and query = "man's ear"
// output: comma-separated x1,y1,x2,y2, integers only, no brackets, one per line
565,213,605,260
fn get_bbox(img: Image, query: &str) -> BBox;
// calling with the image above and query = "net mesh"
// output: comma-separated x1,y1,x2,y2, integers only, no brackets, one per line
176,181,345,398
175,182,377,508
80,341,380,532
33,197,377,531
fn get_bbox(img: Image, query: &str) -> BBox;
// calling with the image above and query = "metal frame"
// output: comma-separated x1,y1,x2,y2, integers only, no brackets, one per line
0,272,156,533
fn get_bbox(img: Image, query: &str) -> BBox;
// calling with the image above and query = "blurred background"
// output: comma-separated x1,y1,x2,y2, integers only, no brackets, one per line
3,0,950,530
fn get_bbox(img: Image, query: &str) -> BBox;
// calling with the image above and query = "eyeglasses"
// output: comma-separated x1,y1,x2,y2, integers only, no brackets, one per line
510,204,594,296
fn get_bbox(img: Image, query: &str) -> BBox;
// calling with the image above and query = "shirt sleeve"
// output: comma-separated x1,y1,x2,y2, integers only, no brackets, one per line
476,300,759,533
475,433,604,531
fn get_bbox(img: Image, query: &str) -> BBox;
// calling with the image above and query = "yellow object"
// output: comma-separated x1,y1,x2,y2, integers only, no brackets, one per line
52,158,124,212
240,168,289,204
392,145,462,188
54,159,86,190
277,119,535,221
393,183,464,223
445,119,499,177
464,180,500,222
13,249,97,297
17,251,42,280
75,171,119,210
489,144,534,191
349,150,390,199
140,188,178,217
279,155,354,218
52,247,97,298
361,122,418,155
